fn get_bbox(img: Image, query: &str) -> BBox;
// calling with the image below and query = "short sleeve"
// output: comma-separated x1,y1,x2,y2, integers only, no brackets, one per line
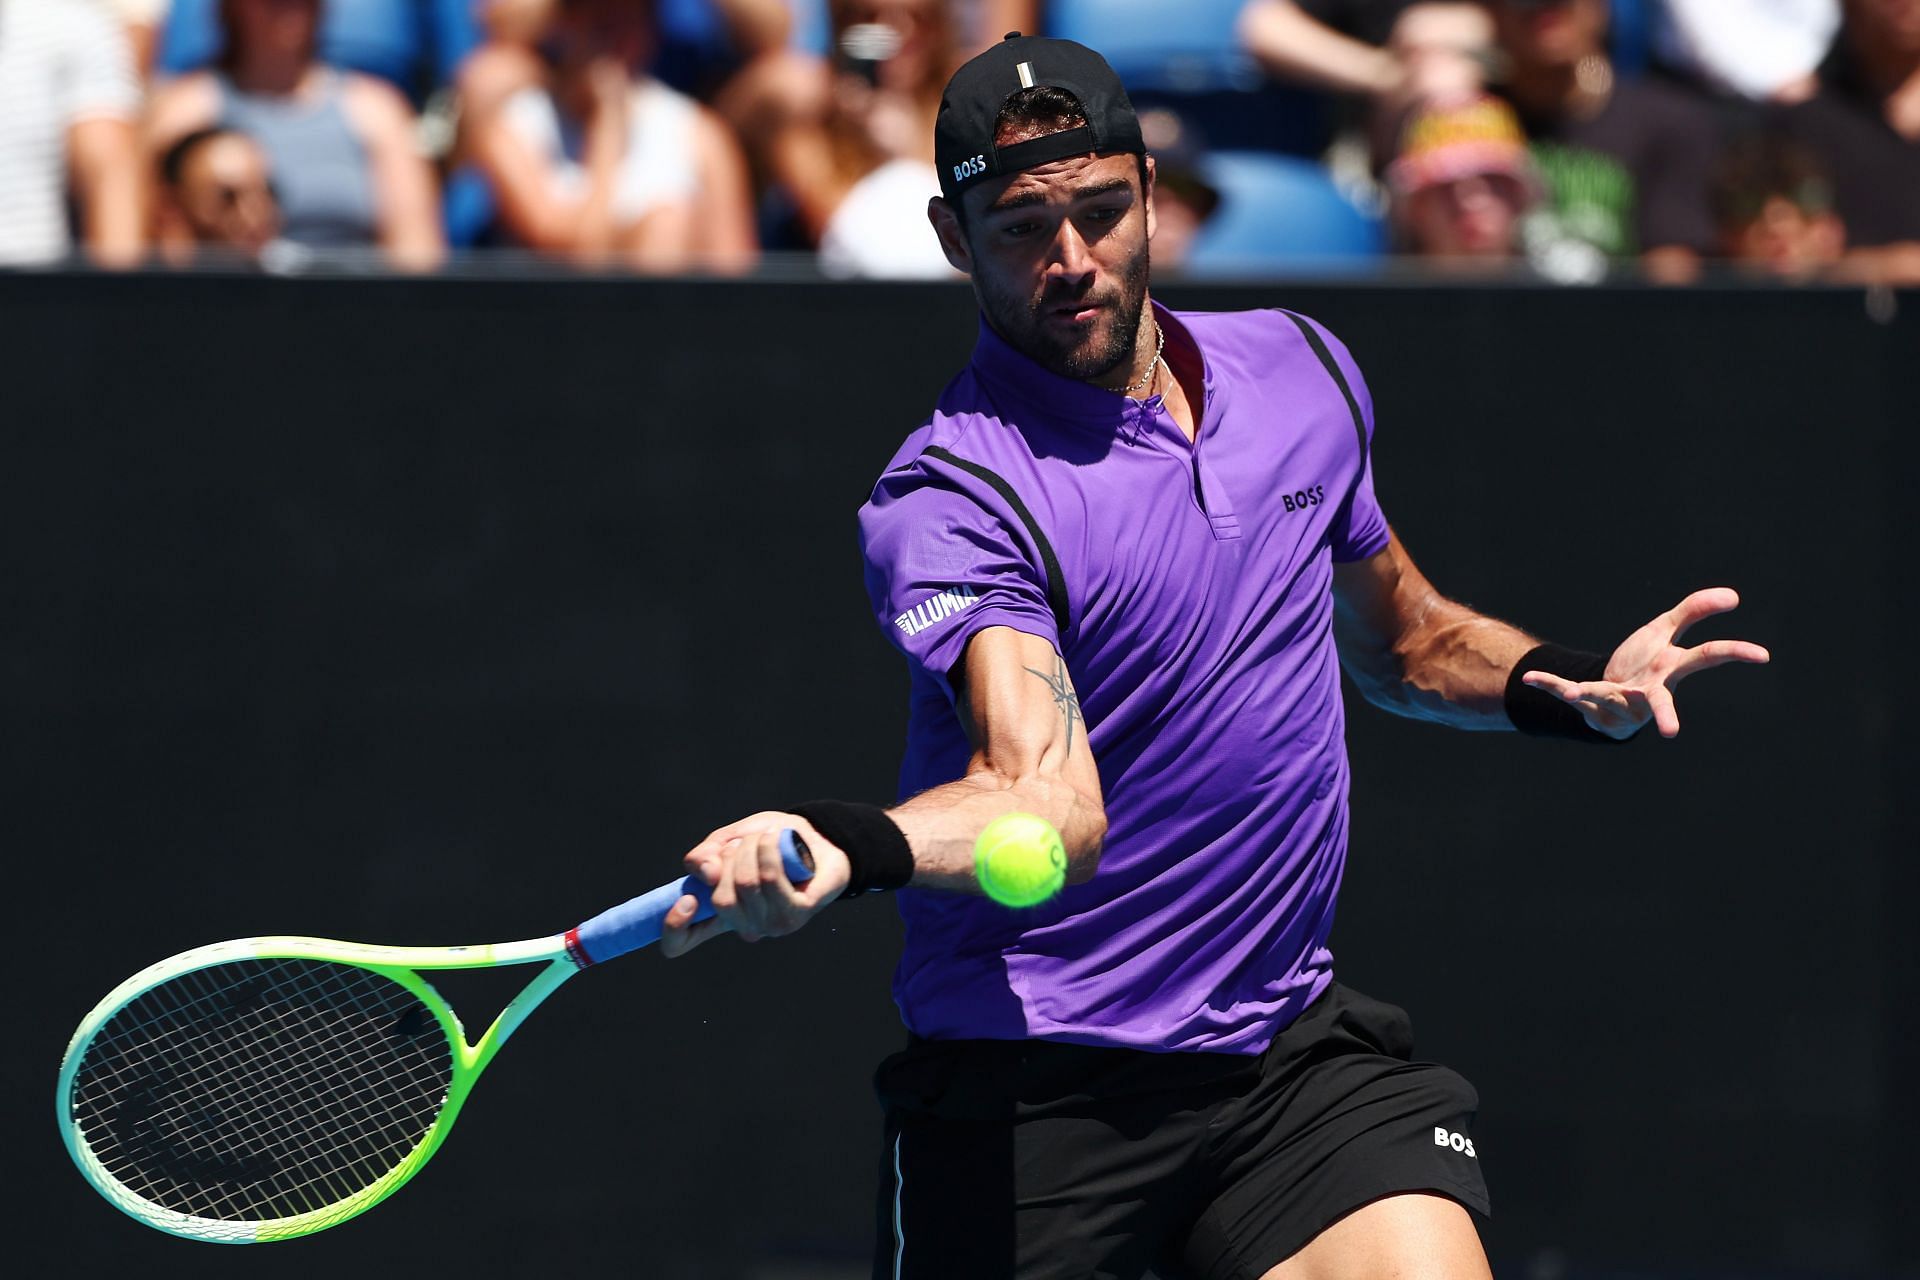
859,454,1063,704
55,2,140,126
1292,314,1390,563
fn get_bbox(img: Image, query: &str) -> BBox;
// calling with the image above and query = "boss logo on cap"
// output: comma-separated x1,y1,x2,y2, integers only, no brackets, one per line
953,154,988,183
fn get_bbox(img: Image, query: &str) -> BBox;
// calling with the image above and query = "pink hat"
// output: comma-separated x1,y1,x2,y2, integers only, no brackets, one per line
1388,95,1541,203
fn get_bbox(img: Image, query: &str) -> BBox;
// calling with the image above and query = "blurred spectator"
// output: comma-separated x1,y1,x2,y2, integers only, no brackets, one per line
1490,0,1720,281
1782,0,1920,282
147,0,445,270
1710,132,1846,278
1139,107,1223,270
1388,93,1540,265
468,0,758,272
0,0,147,268
1239,0,1418,99
1240,1,1494,181
1654,0,1840,103
764,0,957,276
1239,2,1492,106
155,126,286,265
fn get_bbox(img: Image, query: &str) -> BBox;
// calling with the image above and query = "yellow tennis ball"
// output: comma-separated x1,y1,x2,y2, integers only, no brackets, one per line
974,813,1067,908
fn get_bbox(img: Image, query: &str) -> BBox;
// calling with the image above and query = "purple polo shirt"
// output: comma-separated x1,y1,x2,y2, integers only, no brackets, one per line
857,303,1389,1055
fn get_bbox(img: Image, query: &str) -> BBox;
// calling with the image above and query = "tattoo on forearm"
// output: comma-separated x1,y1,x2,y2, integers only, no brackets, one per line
1024,658,1083,755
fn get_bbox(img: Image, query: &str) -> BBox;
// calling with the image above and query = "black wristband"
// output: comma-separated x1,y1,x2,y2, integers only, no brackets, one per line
1504,642,1635,744
786,800,915,899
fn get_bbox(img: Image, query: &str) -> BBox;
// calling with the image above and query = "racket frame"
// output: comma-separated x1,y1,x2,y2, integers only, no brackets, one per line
57,933,575,1244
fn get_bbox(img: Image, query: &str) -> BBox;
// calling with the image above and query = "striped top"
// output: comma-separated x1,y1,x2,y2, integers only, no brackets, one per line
0,0,140,265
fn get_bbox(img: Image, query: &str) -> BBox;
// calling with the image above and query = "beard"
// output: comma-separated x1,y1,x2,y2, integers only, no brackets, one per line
976,233,1153,383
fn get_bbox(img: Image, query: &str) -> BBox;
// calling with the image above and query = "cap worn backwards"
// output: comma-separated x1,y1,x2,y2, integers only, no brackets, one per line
934,33,1146,205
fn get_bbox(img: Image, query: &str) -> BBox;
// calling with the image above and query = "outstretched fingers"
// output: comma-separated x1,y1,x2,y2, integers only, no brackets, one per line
1671,638,1772,681
1648,683,1680,738
1521,671,1643,738
1520,671,1592,705
1664,587,1743,643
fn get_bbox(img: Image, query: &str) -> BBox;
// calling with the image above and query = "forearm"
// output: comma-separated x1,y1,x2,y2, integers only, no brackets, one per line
81,165,146,267
1238,0,1401,97
889,769,1106,894
570,133,624,261
71,119,146,268
1366,600,1538,729
372,157,446,271
1336,534,1542,730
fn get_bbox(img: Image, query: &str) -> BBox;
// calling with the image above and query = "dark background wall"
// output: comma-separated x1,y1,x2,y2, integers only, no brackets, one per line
3,275,1912,1278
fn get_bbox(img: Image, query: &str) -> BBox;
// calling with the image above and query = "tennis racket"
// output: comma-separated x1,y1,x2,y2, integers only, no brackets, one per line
56,829,814,1243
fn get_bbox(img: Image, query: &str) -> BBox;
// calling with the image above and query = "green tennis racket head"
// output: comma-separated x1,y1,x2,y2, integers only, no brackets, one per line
57,939,472,1243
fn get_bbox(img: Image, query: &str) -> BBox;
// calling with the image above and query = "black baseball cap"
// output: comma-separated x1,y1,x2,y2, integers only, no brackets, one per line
934,33,1146,205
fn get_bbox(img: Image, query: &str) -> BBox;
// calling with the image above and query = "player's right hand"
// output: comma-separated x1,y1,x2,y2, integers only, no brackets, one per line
659,812,851,957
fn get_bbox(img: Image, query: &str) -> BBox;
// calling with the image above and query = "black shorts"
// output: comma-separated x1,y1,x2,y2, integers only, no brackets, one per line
870,983,1489,1280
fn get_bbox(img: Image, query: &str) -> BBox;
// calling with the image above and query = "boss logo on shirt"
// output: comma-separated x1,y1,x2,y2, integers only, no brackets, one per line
1282,484,1327,513
895,584,980,637
1434,1127,1477,1158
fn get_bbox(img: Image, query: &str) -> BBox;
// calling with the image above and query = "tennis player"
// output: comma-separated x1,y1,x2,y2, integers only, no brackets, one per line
662,34,1768,1280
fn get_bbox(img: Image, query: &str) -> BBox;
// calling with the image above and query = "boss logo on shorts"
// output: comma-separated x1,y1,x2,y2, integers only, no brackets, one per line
895,584,981,637
1281,484,1327,513
1434,1127,1477,1158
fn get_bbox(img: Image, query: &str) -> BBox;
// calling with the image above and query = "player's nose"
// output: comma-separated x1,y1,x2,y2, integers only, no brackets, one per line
1046,221,1097,282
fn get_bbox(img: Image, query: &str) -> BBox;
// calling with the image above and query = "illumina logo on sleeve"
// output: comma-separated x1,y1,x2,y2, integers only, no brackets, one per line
894,585,980,637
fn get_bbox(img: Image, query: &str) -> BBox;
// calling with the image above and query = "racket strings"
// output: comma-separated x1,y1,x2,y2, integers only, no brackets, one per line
69,958,455,1223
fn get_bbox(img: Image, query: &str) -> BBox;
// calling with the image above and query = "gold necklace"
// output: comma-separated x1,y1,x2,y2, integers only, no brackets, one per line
1120,321,1165,397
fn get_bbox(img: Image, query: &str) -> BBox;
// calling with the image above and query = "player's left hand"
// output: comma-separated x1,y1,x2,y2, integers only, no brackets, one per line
659,812,851,956
1520,587,1771,740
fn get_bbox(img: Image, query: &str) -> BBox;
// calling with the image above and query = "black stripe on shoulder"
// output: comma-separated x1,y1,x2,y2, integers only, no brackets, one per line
1278,310,1369,468
922,444,1071,638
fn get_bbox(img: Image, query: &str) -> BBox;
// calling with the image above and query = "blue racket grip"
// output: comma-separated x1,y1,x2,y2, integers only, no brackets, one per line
565,829,814,966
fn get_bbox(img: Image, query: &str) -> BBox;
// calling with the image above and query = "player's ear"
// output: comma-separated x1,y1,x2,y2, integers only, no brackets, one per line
1142,154,1157,244
929,196,973,275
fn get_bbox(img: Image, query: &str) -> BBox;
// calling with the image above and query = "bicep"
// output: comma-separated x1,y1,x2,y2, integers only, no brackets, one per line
955,626,1103,806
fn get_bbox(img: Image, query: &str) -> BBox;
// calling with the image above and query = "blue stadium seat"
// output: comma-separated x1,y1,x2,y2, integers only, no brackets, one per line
1609,0,1653,77
442,166,498,249
158,0,430,92
1183,151,1384,274
424,0,483,86
1044,0,1261,94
